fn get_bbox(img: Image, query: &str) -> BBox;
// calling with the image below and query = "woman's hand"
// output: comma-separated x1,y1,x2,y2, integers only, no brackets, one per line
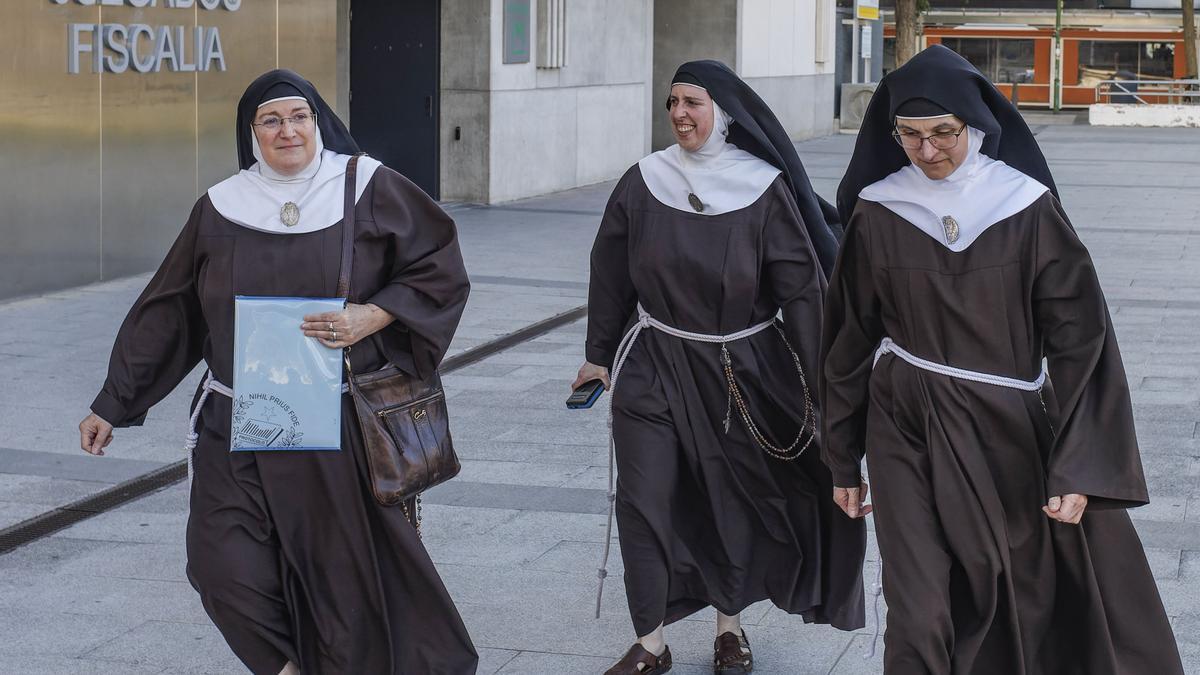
302,302,395,349
833,481,873,519
79,413,114,456
1043,493,1088,525
572,361,611,392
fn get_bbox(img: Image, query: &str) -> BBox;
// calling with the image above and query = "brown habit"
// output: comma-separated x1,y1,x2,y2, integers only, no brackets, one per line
587,167,867,637
91,167,478,674
820,194,1183,674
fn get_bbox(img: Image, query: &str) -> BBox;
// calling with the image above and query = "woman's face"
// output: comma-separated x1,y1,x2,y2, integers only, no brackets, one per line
667,84,714,152
895,115,970,180
253,100,318,176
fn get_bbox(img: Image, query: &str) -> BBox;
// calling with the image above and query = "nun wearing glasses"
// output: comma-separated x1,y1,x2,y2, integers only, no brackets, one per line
821,46,1182,674
573,60,865,674
77,70,477,674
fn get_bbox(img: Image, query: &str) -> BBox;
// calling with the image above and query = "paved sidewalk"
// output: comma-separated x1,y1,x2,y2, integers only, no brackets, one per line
2,125,1200,673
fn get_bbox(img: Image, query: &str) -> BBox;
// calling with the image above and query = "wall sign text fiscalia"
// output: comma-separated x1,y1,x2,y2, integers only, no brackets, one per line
51,0,241,74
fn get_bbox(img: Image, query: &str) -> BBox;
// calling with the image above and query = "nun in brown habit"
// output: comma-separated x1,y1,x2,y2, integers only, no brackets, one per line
574,60,865,675
77,70,478,674
821,45,1182,674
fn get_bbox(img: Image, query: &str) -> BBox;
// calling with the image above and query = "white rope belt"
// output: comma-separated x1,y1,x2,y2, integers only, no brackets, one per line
873,337,1047,391
594,305,775,617
860,337,1048,660
183,371,349,479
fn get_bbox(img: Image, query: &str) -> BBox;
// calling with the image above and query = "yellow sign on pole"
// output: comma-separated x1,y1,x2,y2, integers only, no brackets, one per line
856,0,879,21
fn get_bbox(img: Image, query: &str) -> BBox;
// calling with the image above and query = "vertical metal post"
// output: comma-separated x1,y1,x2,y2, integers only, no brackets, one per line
1053,0,1063,112
851,16,861,84
863,24,872,82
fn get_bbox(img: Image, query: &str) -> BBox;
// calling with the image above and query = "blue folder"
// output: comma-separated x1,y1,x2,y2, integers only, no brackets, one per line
231,296,345,451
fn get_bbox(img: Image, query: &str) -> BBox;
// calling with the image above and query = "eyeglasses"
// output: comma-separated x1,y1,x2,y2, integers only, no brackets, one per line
892,124,967,150
252,112,317,132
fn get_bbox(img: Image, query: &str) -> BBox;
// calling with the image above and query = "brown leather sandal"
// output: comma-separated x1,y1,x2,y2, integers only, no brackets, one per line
713,630,753,673
605,643,673,674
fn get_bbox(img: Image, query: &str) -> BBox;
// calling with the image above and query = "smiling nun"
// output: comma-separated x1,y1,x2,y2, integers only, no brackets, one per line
573,60,865,674
78,70,477,674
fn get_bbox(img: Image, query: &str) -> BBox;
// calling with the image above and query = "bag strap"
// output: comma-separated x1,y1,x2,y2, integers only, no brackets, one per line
336,154,364,299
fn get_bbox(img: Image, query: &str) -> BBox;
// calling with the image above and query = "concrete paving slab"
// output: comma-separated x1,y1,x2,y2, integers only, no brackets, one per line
0,655,166,675
451,439,609,466
425,532,561,569
0,607,145,659
0,501,57,530
476,647,521,675
526,539,626,575
1146,547,1184,580
1130,495,1190,523
83,620,242,674
428,481,609,516
0,446,165,484
829,634,887,674
50,509,189,545
0,568,207,625
42,539,187,583
452,459,590,488
0,474,111,507
417,504,523,541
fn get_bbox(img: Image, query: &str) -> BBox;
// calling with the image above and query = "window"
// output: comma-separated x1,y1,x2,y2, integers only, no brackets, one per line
883,37,896,74
1077,40,1175,86
940,37,1036,84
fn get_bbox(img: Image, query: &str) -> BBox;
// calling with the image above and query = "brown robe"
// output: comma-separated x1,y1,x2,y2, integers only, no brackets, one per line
586,167,867,637
91,167,478,675
820,193,1183,674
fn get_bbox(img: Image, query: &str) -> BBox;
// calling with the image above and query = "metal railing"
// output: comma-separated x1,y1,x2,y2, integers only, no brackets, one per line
1095,79,1200,105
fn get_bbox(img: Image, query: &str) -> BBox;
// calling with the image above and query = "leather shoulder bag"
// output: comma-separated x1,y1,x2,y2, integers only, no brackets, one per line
337,155,462,517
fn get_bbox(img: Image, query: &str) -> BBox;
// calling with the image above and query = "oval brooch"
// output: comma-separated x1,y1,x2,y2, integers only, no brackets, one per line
941,215,960,244
280,201,301,227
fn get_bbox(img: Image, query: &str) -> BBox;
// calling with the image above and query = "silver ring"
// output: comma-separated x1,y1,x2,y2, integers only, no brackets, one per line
328,321,334,331
331,331,338,341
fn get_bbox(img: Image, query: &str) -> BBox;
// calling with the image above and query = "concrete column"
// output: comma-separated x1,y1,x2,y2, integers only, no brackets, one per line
650,0,836,149
737,0,837,141
440,0,493,202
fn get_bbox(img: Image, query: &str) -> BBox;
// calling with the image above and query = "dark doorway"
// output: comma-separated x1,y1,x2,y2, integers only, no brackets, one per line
350,0,440,198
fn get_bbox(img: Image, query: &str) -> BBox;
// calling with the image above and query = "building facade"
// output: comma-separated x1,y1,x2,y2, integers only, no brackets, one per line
1,0,837,300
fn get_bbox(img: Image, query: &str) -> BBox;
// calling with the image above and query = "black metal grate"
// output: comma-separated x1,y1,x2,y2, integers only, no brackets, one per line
0,460,186,555
0,303,586,556
441,304,586,372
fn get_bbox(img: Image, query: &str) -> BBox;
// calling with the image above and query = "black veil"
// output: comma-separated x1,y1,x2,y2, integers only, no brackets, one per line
672,60,842,278
835,45,1057,224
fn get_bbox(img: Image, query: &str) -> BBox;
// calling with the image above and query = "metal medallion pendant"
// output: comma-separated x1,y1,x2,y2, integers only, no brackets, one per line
941,215,960,244
687,192,704,213
280,201,301,227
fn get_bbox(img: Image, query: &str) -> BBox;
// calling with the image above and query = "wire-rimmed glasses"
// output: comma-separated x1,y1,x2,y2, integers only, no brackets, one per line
892,124,967,151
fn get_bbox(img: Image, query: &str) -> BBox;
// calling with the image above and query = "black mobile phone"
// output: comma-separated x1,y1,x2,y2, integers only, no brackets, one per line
566,379,606,409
